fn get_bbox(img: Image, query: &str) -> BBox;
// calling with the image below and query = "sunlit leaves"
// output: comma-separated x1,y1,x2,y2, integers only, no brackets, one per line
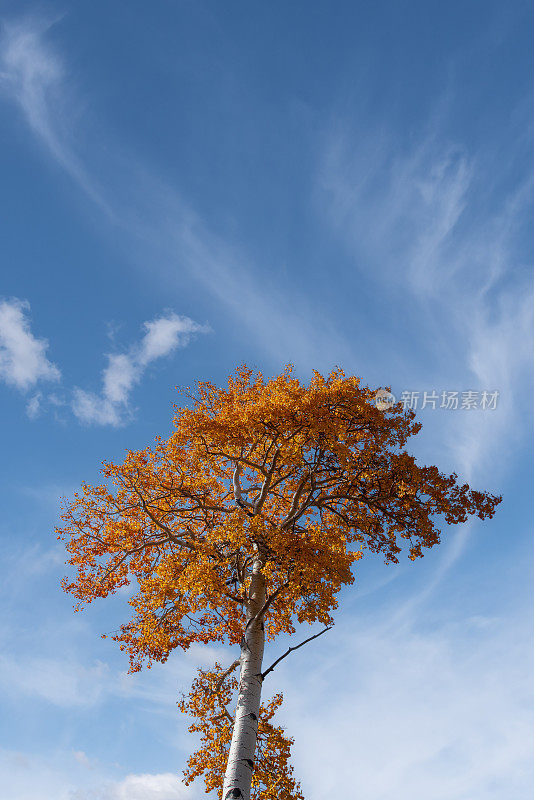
178,665,303,800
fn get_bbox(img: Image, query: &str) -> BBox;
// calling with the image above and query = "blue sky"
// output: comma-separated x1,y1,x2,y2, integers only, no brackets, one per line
1,2,534,798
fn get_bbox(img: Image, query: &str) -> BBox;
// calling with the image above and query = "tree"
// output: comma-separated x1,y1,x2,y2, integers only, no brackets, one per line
57,366,501,800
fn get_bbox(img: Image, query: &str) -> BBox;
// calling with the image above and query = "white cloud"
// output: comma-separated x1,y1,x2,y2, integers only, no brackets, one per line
26,391,42,419
0,299,60,391
102,354,138,405
71,390,124,427
112,773,193,800
72,311,208,426
137,316,201,365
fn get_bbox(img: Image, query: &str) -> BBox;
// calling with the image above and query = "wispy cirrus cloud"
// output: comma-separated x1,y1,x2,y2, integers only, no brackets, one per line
72,311,209,426
0,298,60,393
314,117,534,605
319,124,534,482
0,16,352,371
0,15,107,208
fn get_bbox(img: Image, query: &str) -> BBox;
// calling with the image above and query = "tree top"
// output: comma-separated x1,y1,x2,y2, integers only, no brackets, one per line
57,365,501,671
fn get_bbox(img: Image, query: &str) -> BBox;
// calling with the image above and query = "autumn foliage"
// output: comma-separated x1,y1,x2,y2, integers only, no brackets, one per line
57,366,501,799
177,665,303,800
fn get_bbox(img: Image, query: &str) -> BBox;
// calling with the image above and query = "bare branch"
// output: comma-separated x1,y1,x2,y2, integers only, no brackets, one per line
253,448,280,514
260,626,333,680
232,463,243,502
280,474,309,529
232,462,254,516
131,487,197,550
98,541,160,585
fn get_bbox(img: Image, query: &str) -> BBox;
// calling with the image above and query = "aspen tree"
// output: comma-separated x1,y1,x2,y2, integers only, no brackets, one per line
57,366,501,799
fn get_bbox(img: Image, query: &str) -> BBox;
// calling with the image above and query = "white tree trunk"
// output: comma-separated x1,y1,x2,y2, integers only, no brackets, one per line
222,552,266,800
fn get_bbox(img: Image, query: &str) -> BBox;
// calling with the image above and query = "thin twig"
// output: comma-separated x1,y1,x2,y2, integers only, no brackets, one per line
260,626,333,680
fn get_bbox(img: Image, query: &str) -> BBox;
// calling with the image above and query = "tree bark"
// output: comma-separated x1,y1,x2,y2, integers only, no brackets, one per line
222,550,266,800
